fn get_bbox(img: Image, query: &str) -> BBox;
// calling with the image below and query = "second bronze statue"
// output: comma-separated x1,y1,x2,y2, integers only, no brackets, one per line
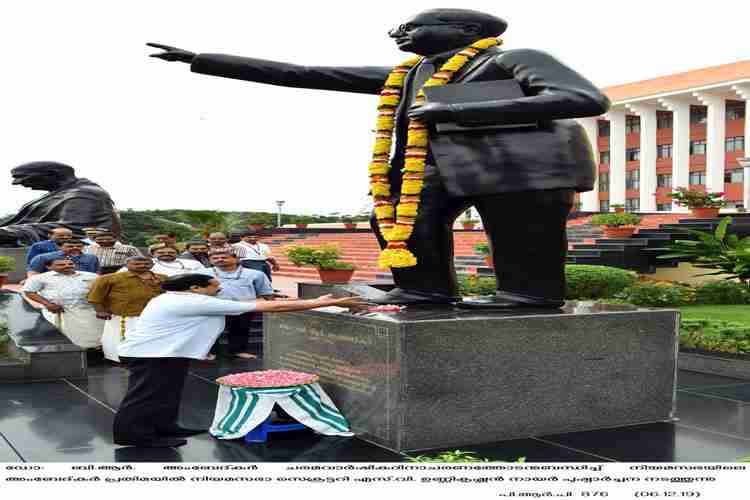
148,8,610,307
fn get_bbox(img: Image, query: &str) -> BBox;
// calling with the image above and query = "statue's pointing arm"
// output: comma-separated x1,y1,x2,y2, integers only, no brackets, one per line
451,49,611,126
147,42,391,95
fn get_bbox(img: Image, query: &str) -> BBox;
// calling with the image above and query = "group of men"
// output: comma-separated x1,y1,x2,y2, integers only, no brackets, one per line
20,226,280,362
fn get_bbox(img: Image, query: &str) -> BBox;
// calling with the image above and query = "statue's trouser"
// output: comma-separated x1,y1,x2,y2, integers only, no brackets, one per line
371,165,575,303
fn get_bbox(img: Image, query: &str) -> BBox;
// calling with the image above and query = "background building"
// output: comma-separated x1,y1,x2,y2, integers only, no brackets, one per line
578,60,750,212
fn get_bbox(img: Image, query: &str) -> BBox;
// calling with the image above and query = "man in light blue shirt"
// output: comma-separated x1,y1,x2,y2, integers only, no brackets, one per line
199,249,273,359
28,239,100,276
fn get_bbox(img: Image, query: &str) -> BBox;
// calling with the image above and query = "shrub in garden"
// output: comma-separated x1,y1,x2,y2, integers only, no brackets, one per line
564,265,638,300
617,281,695,307
693,280,750,305
457,275,496,296
680,319,750,355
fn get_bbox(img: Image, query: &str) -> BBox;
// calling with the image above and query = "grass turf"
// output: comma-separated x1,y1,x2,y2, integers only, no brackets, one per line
678,305,750,325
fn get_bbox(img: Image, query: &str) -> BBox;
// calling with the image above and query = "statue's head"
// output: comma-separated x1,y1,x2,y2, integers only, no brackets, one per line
11,161,76,191
389,9,507,56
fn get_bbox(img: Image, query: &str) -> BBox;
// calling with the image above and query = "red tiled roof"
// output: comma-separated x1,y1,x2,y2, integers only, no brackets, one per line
603,59,750,103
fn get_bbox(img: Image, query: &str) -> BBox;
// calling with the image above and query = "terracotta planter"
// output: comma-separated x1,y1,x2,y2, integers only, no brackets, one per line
613,207,625,213
601,225,637,238
343,223,357,230
483,255,494,268
317,268,355,284
0,274,7,288
690,207,720,218
462,223,476,230
295,224,308,229
248,223,265,231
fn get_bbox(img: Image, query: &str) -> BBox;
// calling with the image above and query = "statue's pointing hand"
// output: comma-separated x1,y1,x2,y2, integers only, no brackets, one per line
407,103,455,124
147,43,196,64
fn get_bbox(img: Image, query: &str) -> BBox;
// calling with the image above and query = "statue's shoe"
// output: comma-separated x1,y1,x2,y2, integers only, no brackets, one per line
370,288,459,305
458,291,564,310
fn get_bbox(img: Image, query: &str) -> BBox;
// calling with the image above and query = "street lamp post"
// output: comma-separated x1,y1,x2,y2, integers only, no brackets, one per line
738,158,750,210
275,200,285,228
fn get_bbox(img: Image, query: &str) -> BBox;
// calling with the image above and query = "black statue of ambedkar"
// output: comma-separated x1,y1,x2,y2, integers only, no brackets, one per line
148,8,610,308
0,162,121,246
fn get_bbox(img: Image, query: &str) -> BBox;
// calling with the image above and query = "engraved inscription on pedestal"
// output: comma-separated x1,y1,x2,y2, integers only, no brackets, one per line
265,313,399,445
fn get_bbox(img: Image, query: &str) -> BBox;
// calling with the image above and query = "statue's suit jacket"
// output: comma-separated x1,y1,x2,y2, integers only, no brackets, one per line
0,178,122,244
191,47,610,198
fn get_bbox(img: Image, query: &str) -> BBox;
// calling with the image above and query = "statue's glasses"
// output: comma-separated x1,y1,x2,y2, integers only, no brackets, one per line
388,23,466,36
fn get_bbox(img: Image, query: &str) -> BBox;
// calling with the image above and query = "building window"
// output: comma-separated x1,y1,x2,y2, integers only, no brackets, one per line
727,102,746,121
657,173,672,187
625,198,640,212
657,114,673,129
625,116,640,134
599,151,610,164
626,148,640,161
724,169,744,184
689,171,706,185
625,170,640,190
690,106,707,124
598,121,610,137
657,203,672,212
598,172,610,192
599,200,610,212
690,140,706,155
657,144,673,159
726,136,745,152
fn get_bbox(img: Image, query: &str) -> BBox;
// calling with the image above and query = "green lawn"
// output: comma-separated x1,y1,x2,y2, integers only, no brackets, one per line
679,305,750,325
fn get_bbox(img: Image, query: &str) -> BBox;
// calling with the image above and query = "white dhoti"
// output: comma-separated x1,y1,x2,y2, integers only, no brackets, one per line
101,315,139,362
42,305,106,349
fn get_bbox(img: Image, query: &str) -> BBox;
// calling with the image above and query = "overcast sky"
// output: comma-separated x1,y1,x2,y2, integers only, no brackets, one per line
1,0,749,217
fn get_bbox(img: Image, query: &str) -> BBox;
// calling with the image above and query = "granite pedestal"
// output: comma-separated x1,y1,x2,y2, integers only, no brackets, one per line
264,301,679,452
0,291,86,381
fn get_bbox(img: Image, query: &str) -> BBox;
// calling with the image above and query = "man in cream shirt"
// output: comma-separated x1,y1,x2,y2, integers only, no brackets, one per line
114,273,362,448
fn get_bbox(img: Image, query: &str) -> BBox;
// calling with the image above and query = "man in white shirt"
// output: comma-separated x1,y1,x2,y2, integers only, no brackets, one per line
148,244,204,276
234,231,279,280
22,257,104,348
113,273,363,448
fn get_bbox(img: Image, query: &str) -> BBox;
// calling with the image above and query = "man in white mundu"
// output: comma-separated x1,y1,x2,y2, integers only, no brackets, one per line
22,257,104,348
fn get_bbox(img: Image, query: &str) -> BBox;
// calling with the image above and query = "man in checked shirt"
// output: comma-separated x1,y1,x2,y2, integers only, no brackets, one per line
84,231,142,274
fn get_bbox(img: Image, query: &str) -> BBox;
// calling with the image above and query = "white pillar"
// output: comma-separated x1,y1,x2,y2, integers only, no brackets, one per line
694,93,726,192
659,98,691,212
627,104,657,212
608,109,627,208
577,117,600,211
732,85,750,209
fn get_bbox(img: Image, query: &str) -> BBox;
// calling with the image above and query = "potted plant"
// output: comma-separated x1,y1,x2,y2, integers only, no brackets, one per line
340,216,357,230
283,244,356,283
474,242,493,268
666,187,726,218
589,212,641,238
610,203,625,213
0,256,15,288
461,219,479,230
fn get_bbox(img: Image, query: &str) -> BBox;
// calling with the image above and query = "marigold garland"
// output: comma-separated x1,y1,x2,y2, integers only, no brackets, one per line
369,37,502,269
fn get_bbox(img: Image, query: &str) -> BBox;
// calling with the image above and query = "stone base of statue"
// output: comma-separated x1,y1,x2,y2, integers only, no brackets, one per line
263,300,678,452
0,291,86,381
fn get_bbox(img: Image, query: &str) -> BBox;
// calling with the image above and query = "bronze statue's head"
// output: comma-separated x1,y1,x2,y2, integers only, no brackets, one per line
10,161,76,191
389,9,507,56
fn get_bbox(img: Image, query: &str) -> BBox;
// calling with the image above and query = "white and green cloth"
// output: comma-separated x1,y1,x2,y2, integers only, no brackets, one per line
210,382,354,440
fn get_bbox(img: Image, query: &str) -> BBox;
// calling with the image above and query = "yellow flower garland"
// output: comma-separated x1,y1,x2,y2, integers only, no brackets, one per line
369,37,502,269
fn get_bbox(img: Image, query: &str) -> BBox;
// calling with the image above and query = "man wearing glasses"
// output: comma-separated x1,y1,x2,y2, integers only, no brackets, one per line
199,250,273,360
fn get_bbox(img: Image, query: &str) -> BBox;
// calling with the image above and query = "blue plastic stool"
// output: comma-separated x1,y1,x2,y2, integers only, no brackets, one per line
244,414,307,443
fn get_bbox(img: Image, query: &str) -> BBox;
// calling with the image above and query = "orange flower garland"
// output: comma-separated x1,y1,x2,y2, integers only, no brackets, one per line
370,37,501,269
